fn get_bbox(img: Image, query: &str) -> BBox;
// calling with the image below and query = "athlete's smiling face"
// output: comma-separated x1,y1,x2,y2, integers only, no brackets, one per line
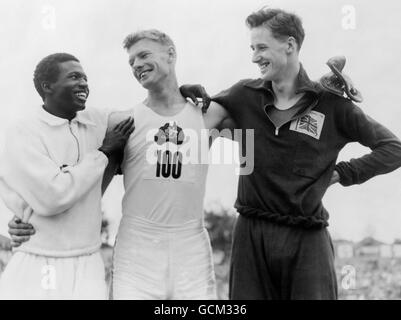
127,39,175,89
250,26,291,82
45,60,89,116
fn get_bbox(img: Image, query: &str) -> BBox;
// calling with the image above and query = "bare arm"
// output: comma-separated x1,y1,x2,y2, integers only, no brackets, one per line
101,110,135,194
203,101,236,131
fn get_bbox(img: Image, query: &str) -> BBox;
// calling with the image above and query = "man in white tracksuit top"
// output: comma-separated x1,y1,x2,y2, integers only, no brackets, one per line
0,53,134,299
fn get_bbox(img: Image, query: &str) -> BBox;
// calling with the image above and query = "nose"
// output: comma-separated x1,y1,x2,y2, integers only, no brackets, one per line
78,77,88,88
133,59,144,74
252,51,261,64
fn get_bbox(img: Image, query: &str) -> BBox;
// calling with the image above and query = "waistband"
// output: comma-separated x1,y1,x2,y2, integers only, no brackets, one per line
236,204,329,229
119,215,205,234
13,242,101,258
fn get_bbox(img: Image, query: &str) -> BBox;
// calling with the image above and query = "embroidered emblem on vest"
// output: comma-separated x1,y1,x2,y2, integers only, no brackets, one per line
290,111,325,140
154,122,185,145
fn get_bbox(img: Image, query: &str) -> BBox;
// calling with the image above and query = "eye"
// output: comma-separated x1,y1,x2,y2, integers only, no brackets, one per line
70,73,81,80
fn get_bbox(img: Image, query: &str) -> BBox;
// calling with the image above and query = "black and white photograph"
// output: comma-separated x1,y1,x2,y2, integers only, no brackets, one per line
0,0,401,305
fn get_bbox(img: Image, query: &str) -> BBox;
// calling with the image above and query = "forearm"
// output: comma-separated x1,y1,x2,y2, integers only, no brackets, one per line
335,101,401,186
0,178,28,220
336,138,401,186
4,150,108,216
101,153,122,195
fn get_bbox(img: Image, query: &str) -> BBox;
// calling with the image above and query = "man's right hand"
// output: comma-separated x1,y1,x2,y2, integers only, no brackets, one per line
99,117,135,158
8,216,35,247
179,84,211,113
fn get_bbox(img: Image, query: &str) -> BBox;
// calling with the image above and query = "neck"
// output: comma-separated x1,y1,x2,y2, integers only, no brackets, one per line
145,76,185,108
272,61,301,100
43,100,76,121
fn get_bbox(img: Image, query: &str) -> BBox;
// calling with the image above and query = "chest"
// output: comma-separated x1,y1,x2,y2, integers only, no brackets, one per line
40,123,103,167
234,95,341,170
123,108,209,183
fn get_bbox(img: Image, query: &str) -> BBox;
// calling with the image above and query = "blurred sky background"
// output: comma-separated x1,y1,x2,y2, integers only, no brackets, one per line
1,0,401,243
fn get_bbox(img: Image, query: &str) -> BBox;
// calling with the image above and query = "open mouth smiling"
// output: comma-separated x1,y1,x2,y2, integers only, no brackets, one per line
259,62,270,72
137,69,153,81
74,91,88,102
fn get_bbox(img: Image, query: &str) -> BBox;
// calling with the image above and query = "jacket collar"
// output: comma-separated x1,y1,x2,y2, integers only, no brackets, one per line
244,63,321,96
37,106,96,127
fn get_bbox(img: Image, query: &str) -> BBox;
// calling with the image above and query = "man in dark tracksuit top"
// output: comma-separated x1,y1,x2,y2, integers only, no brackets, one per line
212,8,401,299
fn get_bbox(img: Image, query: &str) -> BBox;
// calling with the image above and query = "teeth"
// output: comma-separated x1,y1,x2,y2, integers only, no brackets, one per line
75,92,87,100
140,71,150,80
259,62,270,71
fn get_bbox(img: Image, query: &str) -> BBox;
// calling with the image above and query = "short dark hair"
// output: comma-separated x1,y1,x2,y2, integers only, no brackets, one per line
246,7,305,51
123,29,175,51
33,53,79,100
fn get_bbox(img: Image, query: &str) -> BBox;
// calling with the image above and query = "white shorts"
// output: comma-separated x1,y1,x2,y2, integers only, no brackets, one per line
112,217,216,300
0,251,108,300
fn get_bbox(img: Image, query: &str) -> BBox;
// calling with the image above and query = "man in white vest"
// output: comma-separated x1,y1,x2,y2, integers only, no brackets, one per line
108,30,236,299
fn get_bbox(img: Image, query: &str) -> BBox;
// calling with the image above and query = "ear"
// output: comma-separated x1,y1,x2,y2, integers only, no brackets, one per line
286,36,298,54
167,46,176,63
41,81,52,95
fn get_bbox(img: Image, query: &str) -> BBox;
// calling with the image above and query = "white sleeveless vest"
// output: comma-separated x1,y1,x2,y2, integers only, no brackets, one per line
121,102,209,225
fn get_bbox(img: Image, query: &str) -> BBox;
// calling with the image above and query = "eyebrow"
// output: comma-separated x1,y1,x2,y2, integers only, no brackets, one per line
67,71,87,79
251,43,268,49
137,50,150,56
129,50,151,65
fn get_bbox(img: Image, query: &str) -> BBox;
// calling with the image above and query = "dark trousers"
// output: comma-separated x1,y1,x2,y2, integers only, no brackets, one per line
229,215,338,300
